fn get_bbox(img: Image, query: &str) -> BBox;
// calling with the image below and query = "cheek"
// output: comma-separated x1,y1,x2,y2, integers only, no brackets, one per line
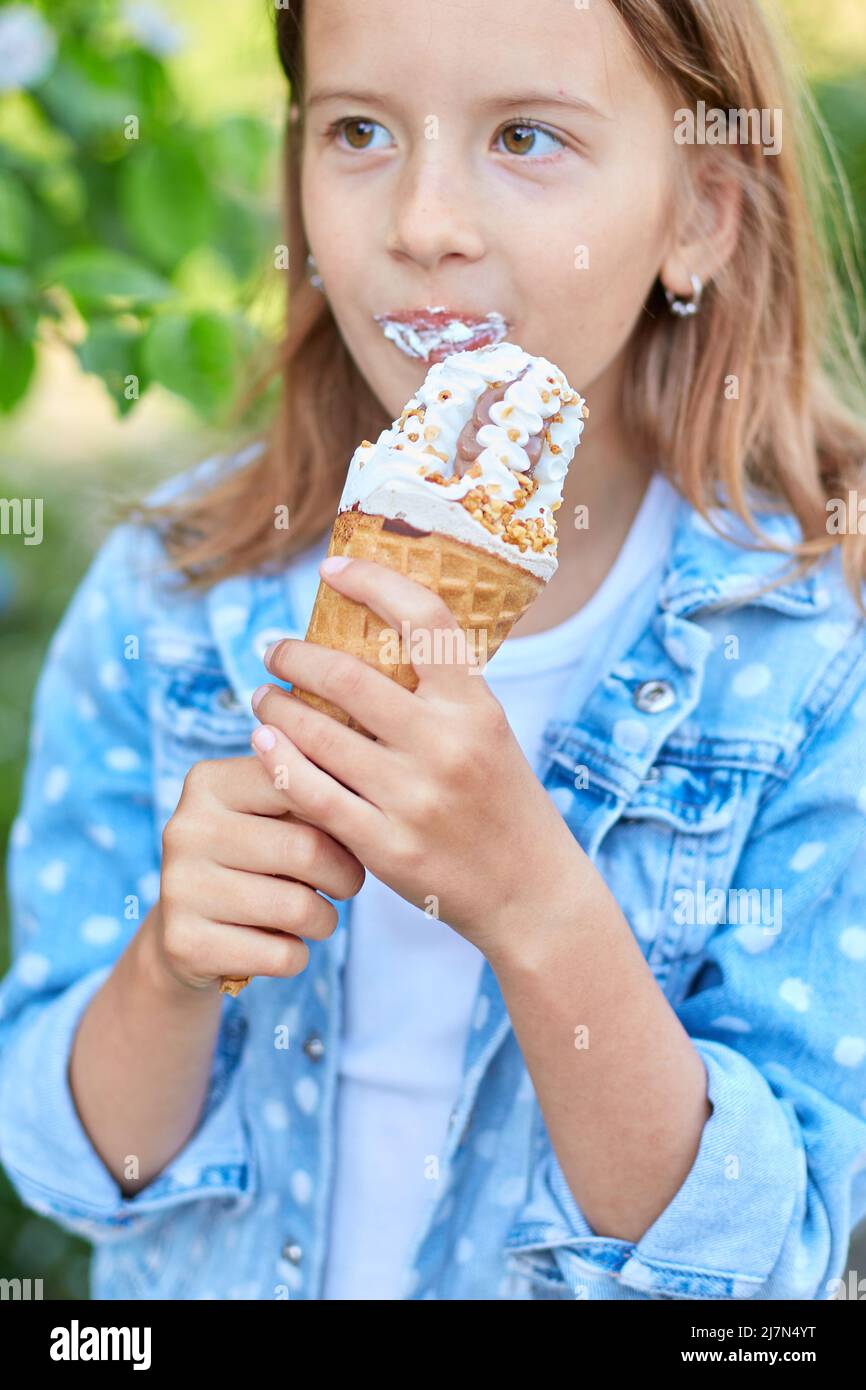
531,168,670,334
302,173,346,263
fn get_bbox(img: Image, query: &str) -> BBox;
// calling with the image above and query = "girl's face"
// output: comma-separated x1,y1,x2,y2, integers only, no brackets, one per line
300,0,686,420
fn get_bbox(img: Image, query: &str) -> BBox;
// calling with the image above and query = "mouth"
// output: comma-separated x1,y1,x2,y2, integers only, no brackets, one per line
374,306,511,363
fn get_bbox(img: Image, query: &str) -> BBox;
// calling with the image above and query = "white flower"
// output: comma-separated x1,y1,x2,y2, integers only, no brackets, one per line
122,2,185,58
0,7,57,92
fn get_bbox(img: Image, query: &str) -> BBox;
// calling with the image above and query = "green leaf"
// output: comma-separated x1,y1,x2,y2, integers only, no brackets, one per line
75,317,144,417
0,174,33,263
120,137,217,273
37,55,136,142
0,266,32,306
0,322,36,412
203,117,278,196
141,311,240,417
212,196,271,282
41,247,172,311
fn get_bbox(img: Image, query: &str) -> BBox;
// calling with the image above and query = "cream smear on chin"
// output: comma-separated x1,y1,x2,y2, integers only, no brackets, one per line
338,340,588,581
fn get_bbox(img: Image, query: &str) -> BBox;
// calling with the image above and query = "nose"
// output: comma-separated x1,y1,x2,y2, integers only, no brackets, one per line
386,141,486,276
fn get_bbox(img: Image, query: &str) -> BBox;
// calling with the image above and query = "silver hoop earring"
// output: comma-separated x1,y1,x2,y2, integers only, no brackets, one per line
665,272,704,317
306,252,324,292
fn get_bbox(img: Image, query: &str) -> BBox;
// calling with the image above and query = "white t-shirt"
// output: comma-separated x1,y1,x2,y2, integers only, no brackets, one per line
321,472,682,1299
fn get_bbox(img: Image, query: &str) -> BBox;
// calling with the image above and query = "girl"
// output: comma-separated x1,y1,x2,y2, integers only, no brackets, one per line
2,0,866,1302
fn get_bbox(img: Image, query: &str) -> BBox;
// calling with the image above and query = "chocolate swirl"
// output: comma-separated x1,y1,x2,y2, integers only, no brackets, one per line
453,364,545,479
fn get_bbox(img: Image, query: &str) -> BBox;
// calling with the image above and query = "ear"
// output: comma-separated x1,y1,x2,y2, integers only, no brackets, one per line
661,150,744,297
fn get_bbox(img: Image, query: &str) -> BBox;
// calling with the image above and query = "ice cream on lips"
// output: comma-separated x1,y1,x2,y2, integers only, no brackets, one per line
374,307,511,362
338,341,589,581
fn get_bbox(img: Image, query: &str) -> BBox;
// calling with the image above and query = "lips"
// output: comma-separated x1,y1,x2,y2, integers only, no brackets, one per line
374,306,511,363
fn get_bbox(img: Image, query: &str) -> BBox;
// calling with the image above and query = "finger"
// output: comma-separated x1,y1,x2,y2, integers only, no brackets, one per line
313,555,483,698
203,864,340,940
264,634,420,746
185,916,312,983
214,807,365,900
250,720,385,859
252,681,407,800
180,754,314,818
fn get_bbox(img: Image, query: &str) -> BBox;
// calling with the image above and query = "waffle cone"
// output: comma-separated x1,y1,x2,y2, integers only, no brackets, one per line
290,510,545,738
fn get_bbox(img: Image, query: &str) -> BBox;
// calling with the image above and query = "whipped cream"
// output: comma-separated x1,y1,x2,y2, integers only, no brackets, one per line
338,341,587,580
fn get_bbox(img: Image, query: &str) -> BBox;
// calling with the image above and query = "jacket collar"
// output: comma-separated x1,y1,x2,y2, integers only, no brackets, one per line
659,486,833,619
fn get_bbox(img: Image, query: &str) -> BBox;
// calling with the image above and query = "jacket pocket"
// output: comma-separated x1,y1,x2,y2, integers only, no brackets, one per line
147,635,256,823
593,758,759,989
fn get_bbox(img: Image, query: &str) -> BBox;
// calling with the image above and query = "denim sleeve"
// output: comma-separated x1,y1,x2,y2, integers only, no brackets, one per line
0,517,257,1244
507,646,866,1301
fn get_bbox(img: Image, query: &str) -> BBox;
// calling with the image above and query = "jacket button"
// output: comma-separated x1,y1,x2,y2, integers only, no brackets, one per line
281,1240,303,1264
303,1033,325,1061
633,679,676,714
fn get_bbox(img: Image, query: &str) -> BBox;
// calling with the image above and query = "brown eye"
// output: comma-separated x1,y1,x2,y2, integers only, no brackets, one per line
497,122,564,160
501,124,537,156
343,119,376,149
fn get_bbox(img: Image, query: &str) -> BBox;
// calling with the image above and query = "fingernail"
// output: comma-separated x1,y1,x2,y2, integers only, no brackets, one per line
252,726,276,752
321,555,351,574
263,640,281,667
251,684,270,712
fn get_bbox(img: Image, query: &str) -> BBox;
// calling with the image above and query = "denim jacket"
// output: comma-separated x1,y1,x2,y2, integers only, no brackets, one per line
2,445,866,1301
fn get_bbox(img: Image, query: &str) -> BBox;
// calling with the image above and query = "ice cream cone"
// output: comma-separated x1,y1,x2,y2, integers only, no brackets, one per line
219,975,251,996
220,341,587,994
290,509,544,738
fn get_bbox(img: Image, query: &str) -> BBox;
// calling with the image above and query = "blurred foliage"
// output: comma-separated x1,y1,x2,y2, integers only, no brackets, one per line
813,76,866,253
0,0,282,422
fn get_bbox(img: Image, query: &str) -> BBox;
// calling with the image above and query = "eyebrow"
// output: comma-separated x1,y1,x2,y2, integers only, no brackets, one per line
305,87,610,121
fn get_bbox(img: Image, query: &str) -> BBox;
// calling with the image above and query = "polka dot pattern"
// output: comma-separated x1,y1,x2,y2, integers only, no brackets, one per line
104,747,140,772
81,915,121,946
732,663,771,698
43,768,69,804
263,1100,290,1132
833,1036,866,1068
839,927,866,961
789,842,826,873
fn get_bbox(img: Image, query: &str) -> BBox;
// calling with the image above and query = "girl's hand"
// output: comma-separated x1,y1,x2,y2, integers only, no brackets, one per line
250,556,586,960
154,754,365,991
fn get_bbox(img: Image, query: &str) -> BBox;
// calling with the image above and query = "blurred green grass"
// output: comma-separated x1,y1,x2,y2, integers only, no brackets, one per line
1,0,865,1299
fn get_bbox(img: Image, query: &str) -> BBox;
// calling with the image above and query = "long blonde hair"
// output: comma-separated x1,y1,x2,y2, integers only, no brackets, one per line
126,0,866,614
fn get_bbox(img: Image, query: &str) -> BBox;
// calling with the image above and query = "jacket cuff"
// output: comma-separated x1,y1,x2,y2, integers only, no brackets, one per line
506,1041,800,1299
0,966,256,1243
